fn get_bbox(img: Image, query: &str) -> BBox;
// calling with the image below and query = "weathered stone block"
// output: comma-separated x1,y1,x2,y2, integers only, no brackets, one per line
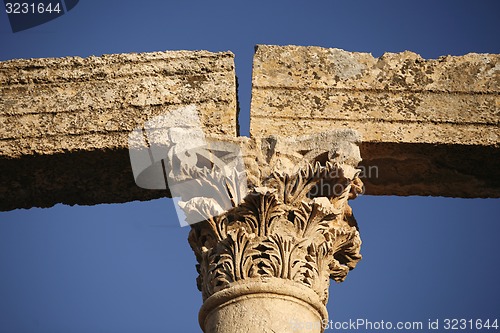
1,45,499,210
250,45,500,197
0,50,238,210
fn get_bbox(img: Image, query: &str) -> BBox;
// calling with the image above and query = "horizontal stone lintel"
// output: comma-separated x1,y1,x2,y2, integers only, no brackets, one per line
0,50,237,210
1,45,499,211
250,45,500,199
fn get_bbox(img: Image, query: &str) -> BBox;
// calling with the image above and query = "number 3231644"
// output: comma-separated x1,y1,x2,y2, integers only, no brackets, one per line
5,2,61,14
443,319,499,330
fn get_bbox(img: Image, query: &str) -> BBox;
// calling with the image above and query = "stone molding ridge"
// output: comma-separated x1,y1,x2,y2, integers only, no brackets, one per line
198,277,329,332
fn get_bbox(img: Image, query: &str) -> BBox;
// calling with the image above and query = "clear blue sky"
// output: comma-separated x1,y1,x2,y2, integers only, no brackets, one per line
1,1,499,332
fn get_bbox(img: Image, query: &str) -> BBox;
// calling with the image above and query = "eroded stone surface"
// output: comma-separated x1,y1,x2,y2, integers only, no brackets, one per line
1,45,499,211
250,45,500,197
0,50,238,210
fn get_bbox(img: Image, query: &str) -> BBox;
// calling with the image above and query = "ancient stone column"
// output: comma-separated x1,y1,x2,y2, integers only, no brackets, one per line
177,130,364,333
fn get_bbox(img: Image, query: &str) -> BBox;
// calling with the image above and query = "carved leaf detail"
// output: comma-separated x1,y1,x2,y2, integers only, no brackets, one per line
293,200,334,240
186,160,363,304
260,234,296,279
238,188,284,237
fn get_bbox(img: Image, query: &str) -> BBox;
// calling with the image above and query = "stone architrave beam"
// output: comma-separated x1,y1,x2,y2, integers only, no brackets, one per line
1,45,499,211
250,45,500,197
0,51,238,210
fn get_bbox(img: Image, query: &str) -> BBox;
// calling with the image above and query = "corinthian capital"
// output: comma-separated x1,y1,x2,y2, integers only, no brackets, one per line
180,130,363,332
130,117,364,332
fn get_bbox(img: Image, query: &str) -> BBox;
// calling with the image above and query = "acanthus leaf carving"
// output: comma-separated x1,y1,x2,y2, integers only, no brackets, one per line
187,155,363,304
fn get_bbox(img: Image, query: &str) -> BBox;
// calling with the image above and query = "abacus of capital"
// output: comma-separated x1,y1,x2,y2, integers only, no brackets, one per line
0,45,498,333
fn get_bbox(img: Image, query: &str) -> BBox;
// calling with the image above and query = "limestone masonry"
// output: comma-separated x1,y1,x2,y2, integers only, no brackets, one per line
0,50,237,210
0,45,499,211
1,45,499,333
251,45,499,197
